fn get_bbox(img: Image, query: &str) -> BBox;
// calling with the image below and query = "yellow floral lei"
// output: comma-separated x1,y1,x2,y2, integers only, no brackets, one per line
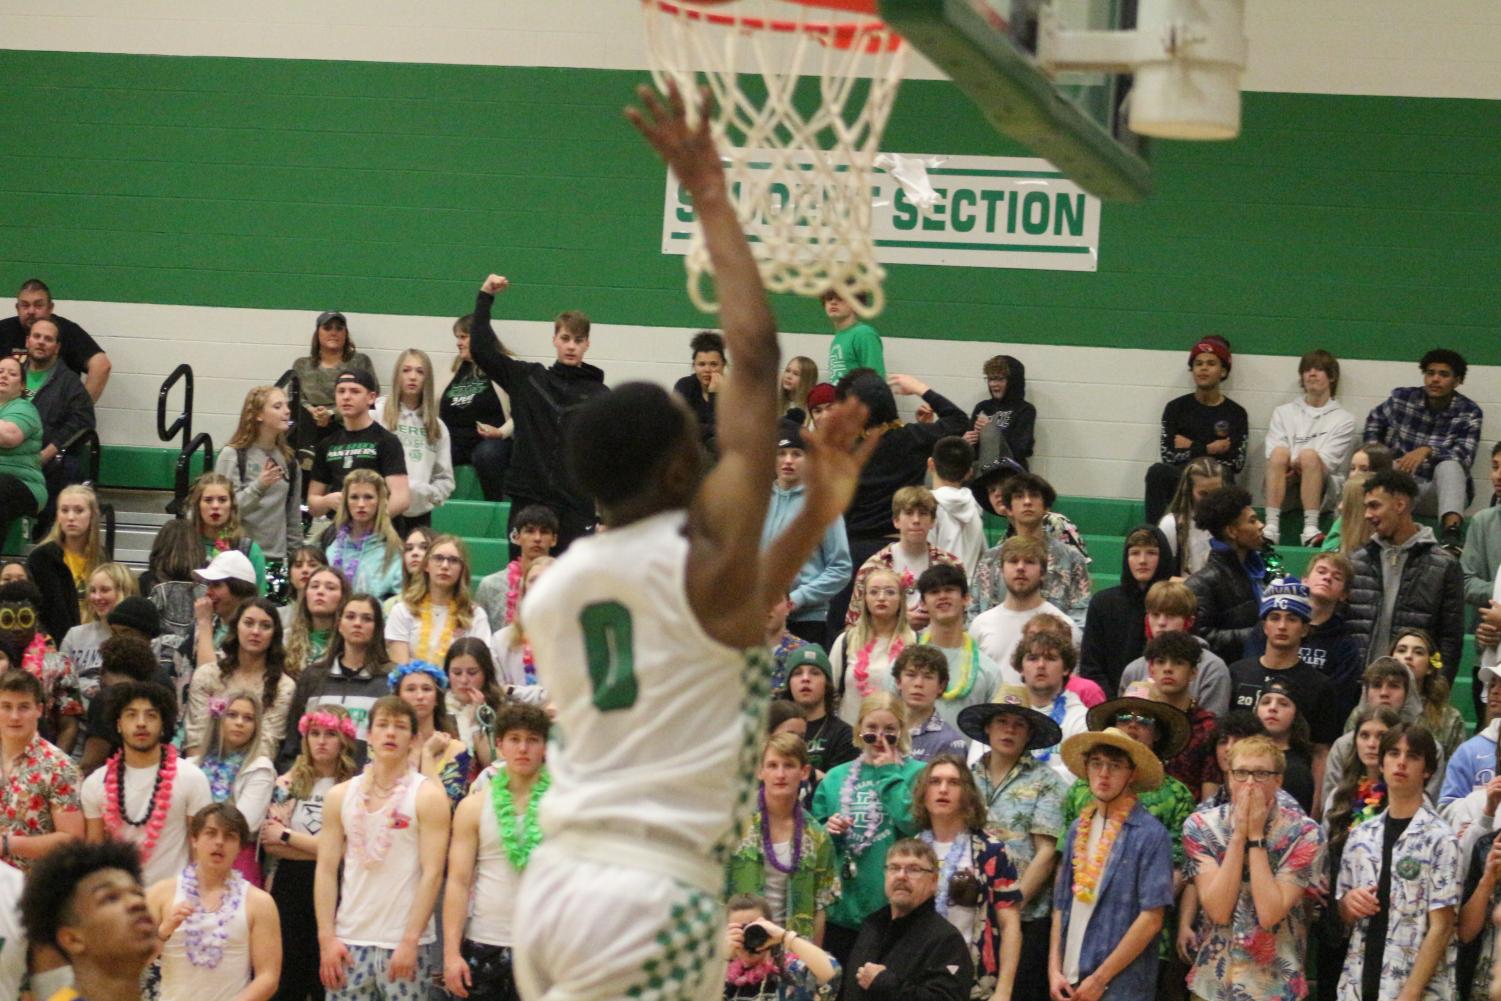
1071,795,1135,902
416,599,457,662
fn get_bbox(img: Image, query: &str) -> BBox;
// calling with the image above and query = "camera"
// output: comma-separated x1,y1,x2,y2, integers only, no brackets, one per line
742,924,772,952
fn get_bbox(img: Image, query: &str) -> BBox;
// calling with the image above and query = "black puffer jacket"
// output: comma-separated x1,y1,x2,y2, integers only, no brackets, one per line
1185,543,1266,665
1078,523,1175,696
1345,527,1465,676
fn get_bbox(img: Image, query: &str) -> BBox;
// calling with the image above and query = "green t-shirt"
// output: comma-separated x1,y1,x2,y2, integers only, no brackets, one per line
24,367,48,395
827,322,886,382
0,396,46,508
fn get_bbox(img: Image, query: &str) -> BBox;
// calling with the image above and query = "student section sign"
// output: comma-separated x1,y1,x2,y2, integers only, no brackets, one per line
661,153,1100,273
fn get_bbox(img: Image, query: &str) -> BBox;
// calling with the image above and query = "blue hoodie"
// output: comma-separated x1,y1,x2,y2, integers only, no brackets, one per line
760,481,852,624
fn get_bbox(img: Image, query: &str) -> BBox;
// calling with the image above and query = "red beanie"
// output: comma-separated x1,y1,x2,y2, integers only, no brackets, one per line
807,383,836,409
1189,335,1232,372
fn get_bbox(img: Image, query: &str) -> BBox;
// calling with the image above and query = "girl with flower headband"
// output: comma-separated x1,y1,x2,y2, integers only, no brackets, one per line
282,565,346,677
278,594,392,769
189,597,295,761
188,689,276,886
830,568,913,728
391,660,471,806
811,691,922,968
263,703,359,1001
1389,628,1466,759
387,534,488,666
488,555,554,706
1316,704,1400,1001
323,468,404,600
442,636,506,770
186,471,269,595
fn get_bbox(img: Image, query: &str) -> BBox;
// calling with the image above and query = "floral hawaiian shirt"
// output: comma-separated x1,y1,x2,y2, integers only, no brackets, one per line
726,806,841,940
1166,704,1222,795
1335,806,1458,1001
969,523,1092,626
971,752,1068,922
1183,800,1324,1001
0,733,82,870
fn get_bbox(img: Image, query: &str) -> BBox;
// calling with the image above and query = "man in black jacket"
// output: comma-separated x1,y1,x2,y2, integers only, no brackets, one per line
22,319,94,535
465,275,609,554
847,838,974,1001
1346,469,1465,676
1078,523,1175,697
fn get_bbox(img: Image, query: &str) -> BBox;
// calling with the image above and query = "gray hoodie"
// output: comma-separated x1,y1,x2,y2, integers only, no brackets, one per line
1117,633,1231,718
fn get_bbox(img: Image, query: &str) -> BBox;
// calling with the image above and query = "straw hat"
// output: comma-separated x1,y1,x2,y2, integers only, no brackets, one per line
1061,727,1164,791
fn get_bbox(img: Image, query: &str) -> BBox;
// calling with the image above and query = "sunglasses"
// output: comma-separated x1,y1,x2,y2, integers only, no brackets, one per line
1113,712,1157,728
861,731,899,747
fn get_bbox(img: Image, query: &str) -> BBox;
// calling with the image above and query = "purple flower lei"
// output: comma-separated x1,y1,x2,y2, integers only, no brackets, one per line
837,758,885,857
758,785,805,875
180,863,246,968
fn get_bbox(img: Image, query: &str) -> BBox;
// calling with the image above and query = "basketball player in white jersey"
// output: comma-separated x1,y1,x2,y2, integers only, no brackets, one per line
511,81,879,1001
314,695,451,1000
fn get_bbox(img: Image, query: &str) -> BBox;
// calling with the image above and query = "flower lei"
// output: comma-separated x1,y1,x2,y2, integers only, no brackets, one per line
852,634,905,700
520,641,536,686
208,533,235,554
415,599,458,663
19,633,47,682
918,633,979,701
1030,694,1069,762
1351,777,1386,830
179,864,246,968
492,766,550,871
103,745,179,863
200,752,246,803
346,770,413,868
387,659,450,693
330,524,367,587
837,758,886,857
298,710,358,739
1071,795,1135,903
726,955,780,987
921,831,972,916
503,559,523,626
758,785,804,875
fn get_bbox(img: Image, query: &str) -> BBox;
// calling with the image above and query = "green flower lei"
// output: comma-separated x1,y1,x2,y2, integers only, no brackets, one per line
491,766,550,870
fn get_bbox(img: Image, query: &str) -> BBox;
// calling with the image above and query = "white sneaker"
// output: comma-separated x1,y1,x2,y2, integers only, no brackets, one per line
1300,527,1325,547
1262,525,1280,545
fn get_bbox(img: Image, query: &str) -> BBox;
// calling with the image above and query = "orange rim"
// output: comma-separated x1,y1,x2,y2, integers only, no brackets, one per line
652,0,899,50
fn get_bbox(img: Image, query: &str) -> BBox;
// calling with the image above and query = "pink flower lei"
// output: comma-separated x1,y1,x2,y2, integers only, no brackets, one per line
346,770,413,868
103,745,179,863
726,954,781,987
19,633,48,681
852,634,904,699
503,559,523,626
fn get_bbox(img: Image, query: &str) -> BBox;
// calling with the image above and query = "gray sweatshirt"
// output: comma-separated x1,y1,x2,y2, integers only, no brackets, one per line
215,444,303,560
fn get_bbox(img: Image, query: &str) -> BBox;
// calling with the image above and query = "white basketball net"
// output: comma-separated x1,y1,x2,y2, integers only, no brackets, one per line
643,0,907,318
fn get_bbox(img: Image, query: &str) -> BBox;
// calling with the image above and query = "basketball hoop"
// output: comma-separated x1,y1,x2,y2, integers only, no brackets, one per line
642,0,907,318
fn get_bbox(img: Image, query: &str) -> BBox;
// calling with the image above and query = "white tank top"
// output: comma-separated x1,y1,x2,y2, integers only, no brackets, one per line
159,872,252,1001
522,510,768,889
335,771,436,947
466,780,522,947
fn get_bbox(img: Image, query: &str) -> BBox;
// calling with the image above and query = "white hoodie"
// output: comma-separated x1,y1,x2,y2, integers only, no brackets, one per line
930,485,987,578
376,401,455,516
1264,396,1358,472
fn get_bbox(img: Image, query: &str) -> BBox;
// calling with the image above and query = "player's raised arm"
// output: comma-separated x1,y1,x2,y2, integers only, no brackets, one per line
627,82,781,648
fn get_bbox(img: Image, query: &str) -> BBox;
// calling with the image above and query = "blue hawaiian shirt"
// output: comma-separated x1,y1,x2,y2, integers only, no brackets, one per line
972,752,1068,922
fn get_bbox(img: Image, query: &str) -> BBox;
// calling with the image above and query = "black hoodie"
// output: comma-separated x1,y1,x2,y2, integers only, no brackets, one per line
1078,523,1175,696
969,354,1036,468
467,290,608,511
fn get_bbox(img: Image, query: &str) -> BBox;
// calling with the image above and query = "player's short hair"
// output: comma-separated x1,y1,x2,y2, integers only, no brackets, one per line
892,485,937,519
931,436,974,484
1145,580,1196,617
1192,485,1254,540
689,331,724,358
725,893,772,921
189,802,251,844
21,839,143,952
1419,348,1466,381
893,645,949,688
1000,472,1056,510
564,382,697,510
1143,631,1200,669
999,535,1048,571
1364,469,1419,501
553,310,590,338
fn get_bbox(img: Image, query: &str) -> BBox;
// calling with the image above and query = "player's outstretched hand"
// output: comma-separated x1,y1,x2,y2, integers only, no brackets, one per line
625,80,725,199
799,397,880,527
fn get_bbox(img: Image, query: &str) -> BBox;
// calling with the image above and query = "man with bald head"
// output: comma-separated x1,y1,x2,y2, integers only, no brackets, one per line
0,279,111,400
24,317,95,533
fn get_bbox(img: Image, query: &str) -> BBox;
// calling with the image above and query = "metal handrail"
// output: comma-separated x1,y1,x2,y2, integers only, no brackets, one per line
102,503,116,559
157,363,194,444
168,432,214,516
58,427,101,486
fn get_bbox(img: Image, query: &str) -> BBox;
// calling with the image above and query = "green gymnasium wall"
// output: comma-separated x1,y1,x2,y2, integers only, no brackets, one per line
2,49,1497,363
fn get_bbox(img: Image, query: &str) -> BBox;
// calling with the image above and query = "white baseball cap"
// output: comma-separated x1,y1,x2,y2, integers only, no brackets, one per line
194,550,257,587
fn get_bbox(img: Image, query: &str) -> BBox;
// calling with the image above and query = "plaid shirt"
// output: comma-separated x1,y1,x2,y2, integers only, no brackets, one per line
1363,386,1483,477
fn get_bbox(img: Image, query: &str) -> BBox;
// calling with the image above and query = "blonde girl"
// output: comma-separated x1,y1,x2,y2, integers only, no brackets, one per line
60,561,137,702
190,690,277,866
377,348,455,526
1158,457,1222,576
323,468,403,598
1326,442,1394,556
488,554,555,705
26,483,105,641
779,356,818,418
387,534,489,664
831,568,915,726
187,471,269,593
1389,627,1466,758
215,385,303,573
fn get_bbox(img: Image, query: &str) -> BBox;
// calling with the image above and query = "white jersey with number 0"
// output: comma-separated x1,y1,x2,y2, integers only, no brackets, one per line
521,509,770,871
